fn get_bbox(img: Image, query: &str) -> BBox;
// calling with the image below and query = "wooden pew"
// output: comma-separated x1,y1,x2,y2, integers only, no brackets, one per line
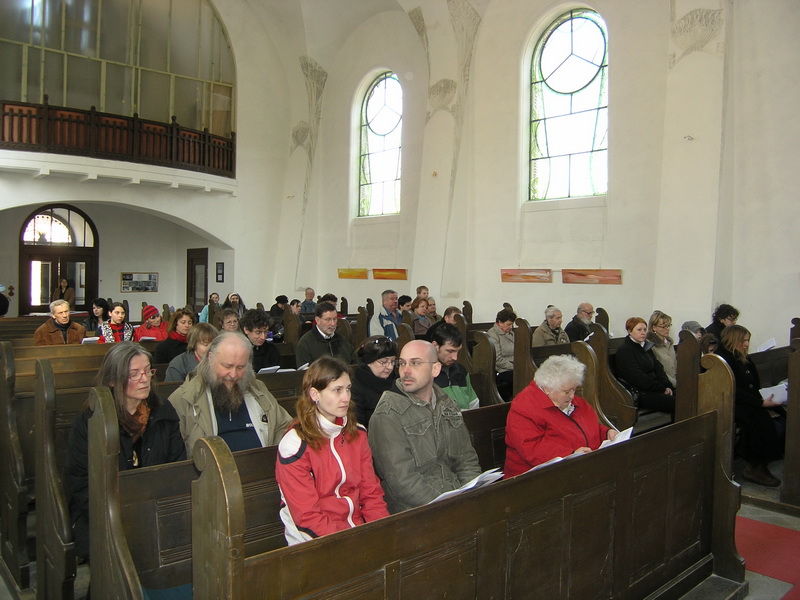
782,339,800,507
461,300,473,324
452,313,472,371
595,306,610,331
468,331,504,407
87,386,286,599
84,383,518,599
3,360,303,599
585,323,639,430
34,360,76,600
354,307,369,349
189,351,745,600
396,323,414,354
0,316,50,341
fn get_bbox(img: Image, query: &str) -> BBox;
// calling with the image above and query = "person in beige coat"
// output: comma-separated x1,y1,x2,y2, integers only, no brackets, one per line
485,308,516,400
531,306,569,347
168,332,293,458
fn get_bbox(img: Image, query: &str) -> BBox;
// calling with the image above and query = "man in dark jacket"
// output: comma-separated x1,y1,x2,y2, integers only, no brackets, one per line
565,302,594,342
295,302,353,367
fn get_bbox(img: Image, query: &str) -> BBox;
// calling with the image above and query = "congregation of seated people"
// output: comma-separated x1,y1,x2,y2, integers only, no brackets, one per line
25,284,790,593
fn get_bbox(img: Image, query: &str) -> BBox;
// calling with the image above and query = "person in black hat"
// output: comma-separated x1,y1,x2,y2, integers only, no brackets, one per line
351,335,398,428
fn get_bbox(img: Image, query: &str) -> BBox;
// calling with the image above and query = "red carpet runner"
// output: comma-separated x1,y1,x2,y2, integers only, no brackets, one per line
736,516,800,599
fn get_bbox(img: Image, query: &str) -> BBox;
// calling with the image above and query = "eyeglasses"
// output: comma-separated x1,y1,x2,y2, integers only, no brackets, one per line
128,369,157,381
375,358,396,368
581,310,595,316
397,359,437,369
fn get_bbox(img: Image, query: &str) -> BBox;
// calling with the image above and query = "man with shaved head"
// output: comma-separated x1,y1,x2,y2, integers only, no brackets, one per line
368,340,481,513
168,332,293,457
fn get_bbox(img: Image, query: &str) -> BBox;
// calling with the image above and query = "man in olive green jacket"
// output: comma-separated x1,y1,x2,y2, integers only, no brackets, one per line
368,340,481,514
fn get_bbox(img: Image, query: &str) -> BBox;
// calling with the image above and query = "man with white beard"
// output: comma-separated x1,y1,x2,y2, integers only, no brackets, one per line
168,332,293,458
565,302,595,342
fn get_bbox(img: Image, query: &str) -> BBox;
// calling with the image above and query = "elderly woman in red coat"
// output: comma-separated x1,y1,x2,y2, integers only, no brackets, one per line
504,354,617,477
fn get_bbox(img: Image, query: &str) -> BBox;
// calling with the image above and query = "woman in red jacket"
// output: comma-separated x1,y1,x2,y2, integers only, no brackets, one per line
504,354,618,477
276,357,389,545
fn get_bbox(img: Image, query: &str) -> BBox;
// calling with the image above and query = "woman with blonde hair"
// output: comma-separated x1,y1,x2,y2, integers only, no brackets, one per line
647,310,676,387
717,325,785,486
275,357,388,545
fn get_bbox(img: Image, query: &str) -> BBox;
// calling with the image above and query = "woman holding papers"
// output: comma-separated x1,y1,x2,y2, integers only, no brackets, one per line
504,354,617,477
717,325,785,487
276,357,389,545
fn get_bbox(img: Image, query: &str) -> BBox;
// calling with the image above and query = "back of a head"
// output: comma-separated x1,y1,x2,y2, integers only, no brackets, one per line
430,322,462,348
240,308,269,331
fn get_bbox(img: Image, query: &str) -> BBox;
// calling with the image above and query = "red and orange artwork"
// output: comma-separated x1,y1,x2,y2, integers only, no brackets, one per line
337,268,369,280
562,269,622,285
372,268,408,280
500,269,553,283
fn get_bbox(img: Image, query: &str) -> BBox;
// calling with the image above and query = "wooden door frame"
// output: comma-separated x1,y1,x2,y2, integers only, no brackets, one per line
186,248,208,313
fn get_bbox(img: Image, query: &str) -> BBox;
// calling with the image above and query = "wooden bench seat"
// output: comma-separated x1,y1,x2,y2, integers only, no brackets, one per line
188,352,744,599
86,390,516,598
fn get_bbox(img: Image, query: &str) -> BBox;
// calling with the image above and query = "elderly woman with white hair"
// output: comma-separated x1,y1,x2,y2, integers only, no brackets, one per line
504,354,618,477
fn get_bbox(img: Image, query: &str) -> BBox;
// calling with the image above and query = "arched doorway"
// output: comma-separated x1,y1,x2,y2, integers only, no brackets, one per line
18,204,99,315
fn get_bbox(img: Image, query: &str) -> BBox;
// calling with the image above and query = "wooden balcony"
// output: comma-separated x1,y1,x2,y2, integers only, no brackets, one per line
1,98,235,178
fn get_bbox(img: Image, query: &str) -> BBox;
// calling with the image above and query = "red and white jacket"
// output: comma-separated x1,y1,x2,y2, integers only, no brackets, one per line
276,415,389,545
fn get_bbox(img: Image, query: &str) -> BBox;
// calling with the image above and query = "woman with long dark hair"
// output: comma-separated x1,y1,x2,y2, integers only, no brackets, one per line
275,357,388,545
82,298,110,337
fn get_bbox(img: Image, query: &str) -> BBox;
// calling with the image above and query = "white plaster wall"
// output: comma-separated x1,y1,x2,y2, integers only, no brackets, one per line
723,0,800,346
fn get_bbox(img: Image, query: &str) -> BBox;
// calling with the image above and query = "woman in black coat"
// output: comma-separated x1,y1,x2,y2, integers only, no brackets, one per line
65,342,186,562
717,325,785,487
351,335,398,428
614,316,675,417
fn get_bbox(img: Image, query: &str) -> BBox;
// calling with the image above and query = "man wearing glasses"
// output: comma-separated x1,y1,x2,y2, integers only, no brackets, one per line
565,302,595,342
368,340,481,513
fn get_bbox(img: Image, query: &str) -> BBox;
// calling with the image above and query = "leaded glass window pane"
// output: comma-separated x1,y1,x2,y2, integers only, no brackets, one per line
358,72,403,217
530,9,608,201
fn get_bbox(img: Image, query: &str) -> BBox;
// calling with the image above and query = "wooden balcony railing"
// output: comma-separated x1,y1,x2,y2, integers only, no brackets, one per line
1,97,235,178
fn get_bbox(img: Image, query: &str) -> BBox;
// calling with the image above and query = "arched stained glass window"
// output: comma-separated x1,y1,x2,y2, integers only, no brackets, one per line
358,72,402,217
530,9,608,200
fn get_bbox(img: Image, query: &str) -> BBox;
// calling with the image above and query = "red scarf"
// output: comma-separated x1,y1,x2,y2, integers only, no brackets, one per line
169,330,188,343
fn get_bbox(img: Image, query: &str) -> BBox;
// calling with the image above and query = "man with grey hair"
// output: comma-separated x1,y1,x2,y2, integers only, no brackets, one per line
369,340,481,513
34,299,86,345
168,332,293,458
300,287,316,313
369,289,403,340
531,305,570,347
565,302,595,342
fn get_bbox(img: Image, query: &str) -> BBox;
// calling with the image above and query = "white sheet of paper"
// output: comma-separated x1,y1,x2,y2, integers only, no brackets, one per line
257,365,280,374
761,381,788,405
756,338,777,352
599,426,633,449
81,337,99,344
428,468,504,504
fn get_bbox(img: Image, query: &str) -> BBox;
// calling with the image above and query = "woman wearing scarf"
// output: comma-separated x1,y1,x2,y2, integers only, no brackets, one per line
153,308,195,364
133,304,169,341
99,302,134,343
65,342,185,562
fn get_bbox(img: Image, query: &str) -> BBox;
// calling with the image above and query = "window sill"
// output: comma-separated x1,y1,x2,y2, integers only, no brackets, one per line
352,213,401,225
523,195,606,213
